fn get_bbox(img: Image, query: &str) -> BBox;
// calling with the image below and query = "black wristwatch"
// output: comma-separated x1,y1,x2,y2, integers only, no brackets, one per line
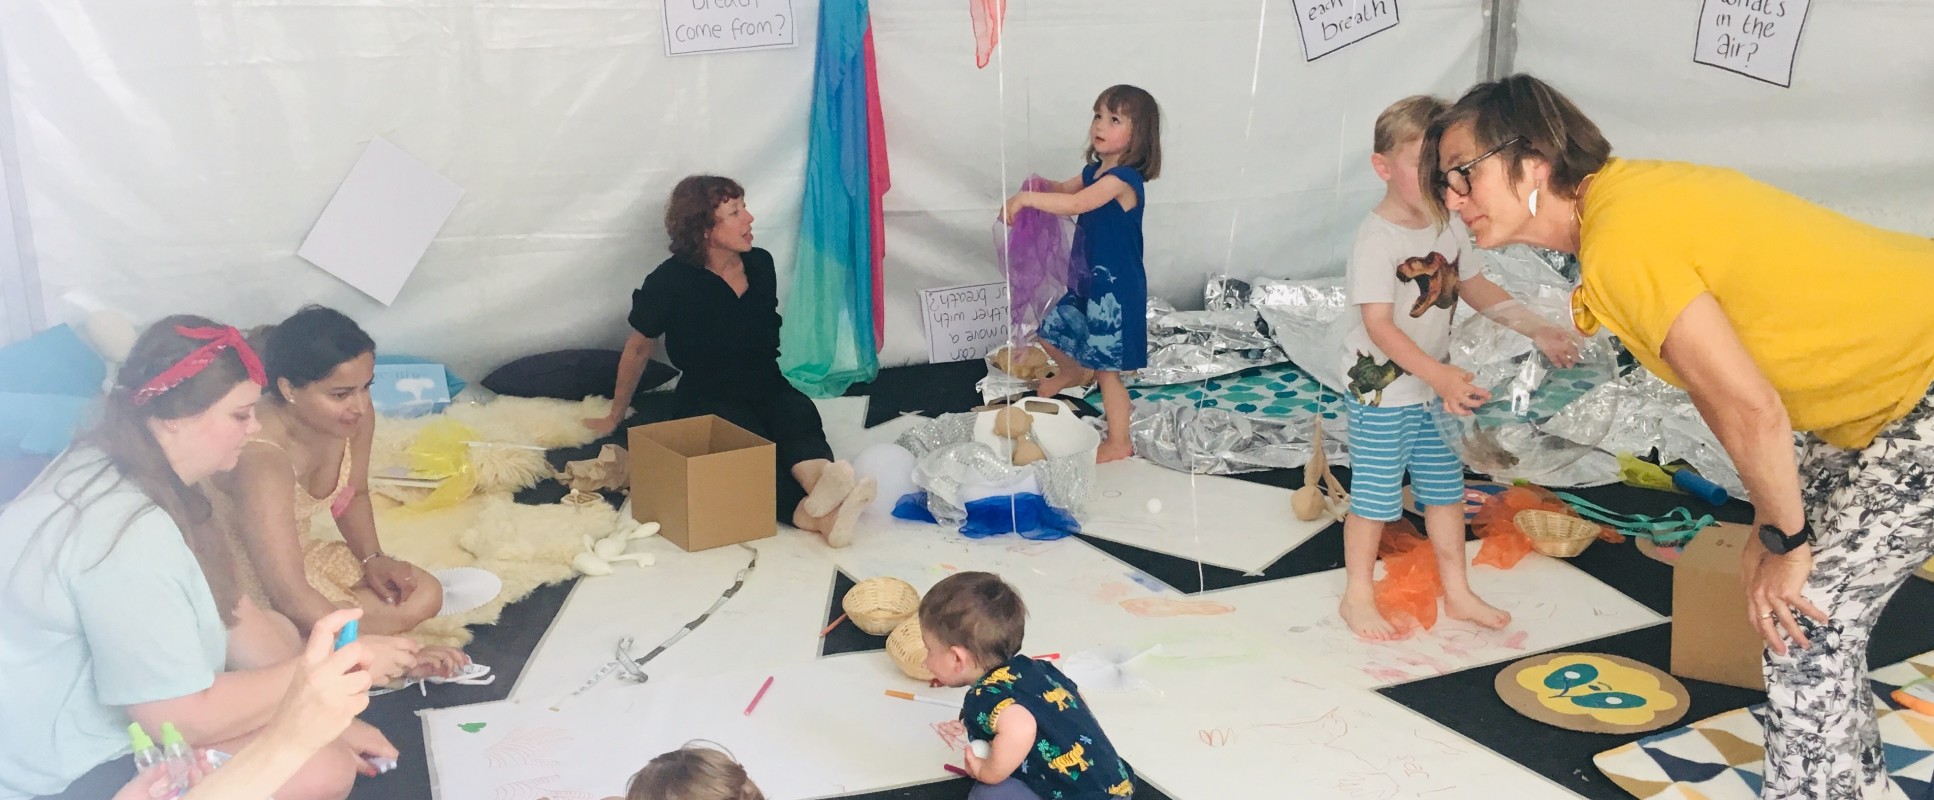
1758,521,1814,555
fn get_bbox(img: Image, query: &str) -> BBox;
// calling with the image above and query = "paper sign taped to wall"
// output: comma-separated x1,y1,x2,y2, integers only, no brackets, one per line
297,138,463,306
921,281,1010,364
1293,0,1401,62
1694,0,1811,88
664,0,797,57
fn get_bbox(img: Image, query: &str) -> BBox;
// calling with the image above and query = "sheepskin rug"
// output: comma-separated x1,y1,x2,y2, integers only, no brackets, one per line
308,395,628,648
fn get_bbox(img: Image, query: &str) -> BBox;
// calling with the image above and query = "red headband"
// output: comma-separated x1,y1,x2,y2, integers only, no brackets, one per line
131,325,267,406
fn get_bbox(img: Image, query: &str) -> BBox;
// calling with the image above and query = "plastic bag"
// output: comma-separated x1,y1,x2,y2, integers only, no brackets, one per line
1373,518,1443,631
403,418,481,511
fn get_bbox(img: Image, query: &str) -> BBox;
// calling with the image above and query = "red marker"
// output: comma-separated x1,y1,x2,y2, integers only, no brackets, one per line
744,676,774,716
1035,653,1060,661
944,763,971,778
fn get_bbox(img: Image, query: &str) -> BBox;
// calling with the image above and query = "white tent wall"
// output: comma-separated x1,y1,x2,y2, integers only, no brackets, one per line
0,0,1487,376
1512,0,1934,236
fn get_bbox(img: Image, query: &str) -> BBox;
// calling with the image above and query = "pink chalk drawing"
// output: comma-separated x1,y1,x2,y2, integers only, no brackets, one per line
1199,728,1235,747
969,0,1005,68
1094,582,1134,603
494,775,592,800
1118,596,1234,619
482,726,572,769
933,719,968,751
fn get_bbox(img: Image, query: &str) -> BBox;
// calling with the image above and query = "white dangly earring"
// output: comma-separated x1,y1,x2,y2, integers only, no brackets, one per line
1528,186,1541,216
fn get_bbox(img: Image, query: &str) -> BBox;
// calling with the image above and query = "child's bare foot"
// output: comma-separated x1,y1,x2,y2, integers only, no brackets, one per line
1340,590,1399,641
1444,590,1512,629
1037,366,1093,397
1095,437,1132,464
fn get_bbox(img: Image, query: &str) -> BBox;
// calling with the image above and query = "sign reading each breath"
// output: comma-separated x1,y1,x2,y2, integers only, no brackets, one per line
663,0,797,57
1292,0,1400,62
1694,0,1811,87
921,282,1011,364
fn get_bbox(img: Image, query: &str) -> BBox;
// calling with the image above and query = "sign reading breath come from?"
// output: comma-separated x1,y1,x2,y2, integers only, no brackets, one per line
664,0,798,57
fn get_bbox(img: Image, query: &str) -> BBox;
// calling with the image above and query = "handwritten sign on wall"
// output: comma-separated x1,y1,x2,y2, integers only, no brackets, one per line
921,281,1011,364
1292,0,1401,62
1694,0,1811,87
663,0,797,57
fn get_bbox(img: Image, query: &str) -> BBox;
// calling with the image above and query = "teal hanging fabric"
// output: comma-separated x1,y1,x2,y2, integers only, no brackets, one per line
779,0,886,397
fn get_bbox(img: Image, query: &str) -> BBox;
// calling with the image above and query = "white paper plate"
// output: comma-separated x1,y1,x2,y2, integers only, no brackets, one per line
434,567,503,617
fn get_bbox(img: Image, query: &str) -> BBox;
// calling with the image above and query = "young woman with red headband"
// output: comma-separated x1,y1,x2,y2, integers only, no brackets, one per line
0,317,398,800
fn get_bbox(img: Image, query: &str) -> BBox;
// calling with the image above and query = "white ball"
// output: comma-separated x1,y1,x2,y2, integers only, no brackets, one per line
1145,498,1163,515
851,443,918,516
969,740,991,759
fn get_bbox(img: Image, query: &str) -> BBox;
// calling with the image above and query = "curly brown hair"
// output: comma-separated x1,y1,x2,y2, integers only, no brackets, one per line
1420,75,1611,226
918,571,1027,670
665,175,746,263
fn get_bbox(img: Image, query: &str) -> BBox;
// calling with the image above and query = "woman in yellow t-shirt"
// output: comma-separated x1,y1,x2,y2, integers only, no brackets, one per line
1420,74,1934,799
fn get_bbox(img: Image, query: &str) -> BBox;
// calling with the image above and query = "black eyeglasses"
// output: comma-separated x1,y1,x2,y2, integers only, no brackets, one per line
1436,136,1526,197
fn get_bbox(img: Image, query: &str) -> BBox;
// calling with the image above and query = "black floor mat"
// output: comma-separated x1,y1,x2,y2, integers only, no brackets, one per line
349,362,1934,800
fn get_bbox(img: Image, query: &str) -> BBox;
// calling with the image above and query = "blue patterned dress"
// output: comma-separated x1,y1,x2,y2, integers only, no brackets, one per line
1039,163,1148,372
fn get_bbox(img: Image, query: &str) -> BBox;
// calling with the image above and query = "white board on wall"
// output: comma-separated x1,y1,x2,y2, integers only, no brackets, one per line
1693,0,1812,87
297,138,463,307
664,0,798,57
920,281,1010,364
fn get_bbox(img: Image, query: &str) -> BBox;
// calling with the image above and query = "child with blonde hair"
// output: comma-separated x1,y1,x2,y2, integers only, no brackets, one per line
1337,95,1579,640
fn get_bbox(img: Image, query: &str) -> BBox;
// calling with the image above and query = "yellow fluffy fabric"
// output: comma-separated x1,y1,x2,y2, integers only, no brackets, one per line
310,395,625,648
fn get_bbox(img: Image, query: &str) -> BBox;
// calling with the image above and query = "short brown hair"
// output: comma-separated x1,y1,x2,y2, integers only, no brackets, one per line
1373,95,1448,155
1088,85,1162,181
625,744,763,800
1420,74,1612,225
918,571,1026,669
664,175,746,263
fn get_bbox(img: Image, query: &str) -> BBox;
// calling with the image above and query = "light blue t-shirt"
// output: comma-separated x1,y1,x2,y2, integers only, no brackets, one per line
0,450,228,799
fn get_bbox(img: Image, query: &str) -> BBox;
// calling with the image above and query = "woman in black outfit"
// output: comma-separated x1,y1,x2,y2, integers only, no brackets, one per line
588,175,874,547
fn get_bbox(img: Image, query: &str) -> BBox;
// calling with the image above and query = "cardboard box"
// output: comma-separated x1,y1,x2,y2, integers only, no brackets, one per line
1670,521,1766,690
629,416,776,552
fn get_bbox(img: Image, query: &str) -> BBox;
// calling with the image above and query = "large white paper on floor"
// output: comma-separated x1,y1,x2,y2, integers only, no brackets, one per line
426,655,963,800
1098,639,1576,800
296,138,463,306
1209,540,1664,690
1081,460,1330,574
508,532,838,702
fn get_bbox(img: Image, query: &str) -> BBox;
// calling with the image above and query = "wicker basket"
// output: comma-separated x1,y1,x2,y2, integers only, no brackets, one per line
885,617,934,681
1514,509,1600,558
842,577,921,635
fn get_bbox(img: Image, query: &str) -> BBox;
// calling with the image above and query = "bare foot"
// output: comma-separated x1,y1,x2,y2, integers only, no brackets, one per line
823,477,876,549
1037,366,1093,398
1340,590,1399,641
801,461,855,518
1095,437,1132,464
1444,590,1512,629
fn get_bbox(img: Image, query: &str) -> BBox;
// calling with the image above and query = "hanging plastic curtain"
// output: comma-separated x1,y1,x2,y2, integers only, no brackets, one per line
779,0,889,397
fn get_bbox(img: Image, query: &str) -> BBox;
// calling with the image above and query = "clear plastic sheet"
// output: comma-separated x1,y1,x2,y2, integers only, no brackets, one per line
895,412,1094,524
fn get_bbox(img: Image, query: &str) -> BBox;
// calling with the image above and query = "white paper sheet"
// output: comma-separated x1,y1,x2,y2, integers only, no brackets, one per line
1207,540,1664,689
1081,460,1330,574
297,138,462,306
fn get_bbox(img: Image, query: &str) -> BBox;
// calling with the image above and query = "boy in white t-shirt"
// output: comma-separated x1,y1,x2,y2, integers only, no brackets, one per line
1337,96,1579,640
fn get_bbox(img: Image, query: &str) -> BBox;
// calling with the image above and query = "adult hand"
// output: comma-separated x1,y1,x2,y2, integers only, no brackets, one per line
361,555,415,605
1429,365,1490,416
264,609,376,754
583,414,619,436
1741,534,1829,655
340,719,398,778
361,635,421,685
1532,325,1582,368
111,761,206,800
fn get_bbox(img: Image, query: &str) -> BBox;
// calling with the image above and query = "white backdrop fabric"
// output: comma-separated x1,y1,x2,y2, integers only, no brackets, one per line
0,0,1485,373
6,1,1927,375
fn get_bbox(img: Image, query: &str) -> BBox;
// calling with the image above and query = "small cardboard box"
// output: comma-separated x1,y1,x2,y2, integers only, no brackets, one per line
629,416,776,552
1670,521,1766,690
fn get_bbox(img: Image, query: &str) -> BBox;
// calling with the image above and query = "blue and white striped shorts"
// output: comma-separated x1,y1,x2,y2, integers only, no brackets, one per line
1345,400,1465,522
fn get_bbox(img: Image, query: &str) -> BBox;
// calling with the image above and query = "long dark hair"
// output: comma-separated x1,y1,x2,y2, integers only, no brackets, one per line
257,305,375,401
22,315,256,624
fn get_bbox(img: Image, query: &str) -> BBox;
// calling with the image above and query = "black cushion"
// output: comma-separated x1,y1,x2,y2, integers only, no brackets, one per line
482,349,679,404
